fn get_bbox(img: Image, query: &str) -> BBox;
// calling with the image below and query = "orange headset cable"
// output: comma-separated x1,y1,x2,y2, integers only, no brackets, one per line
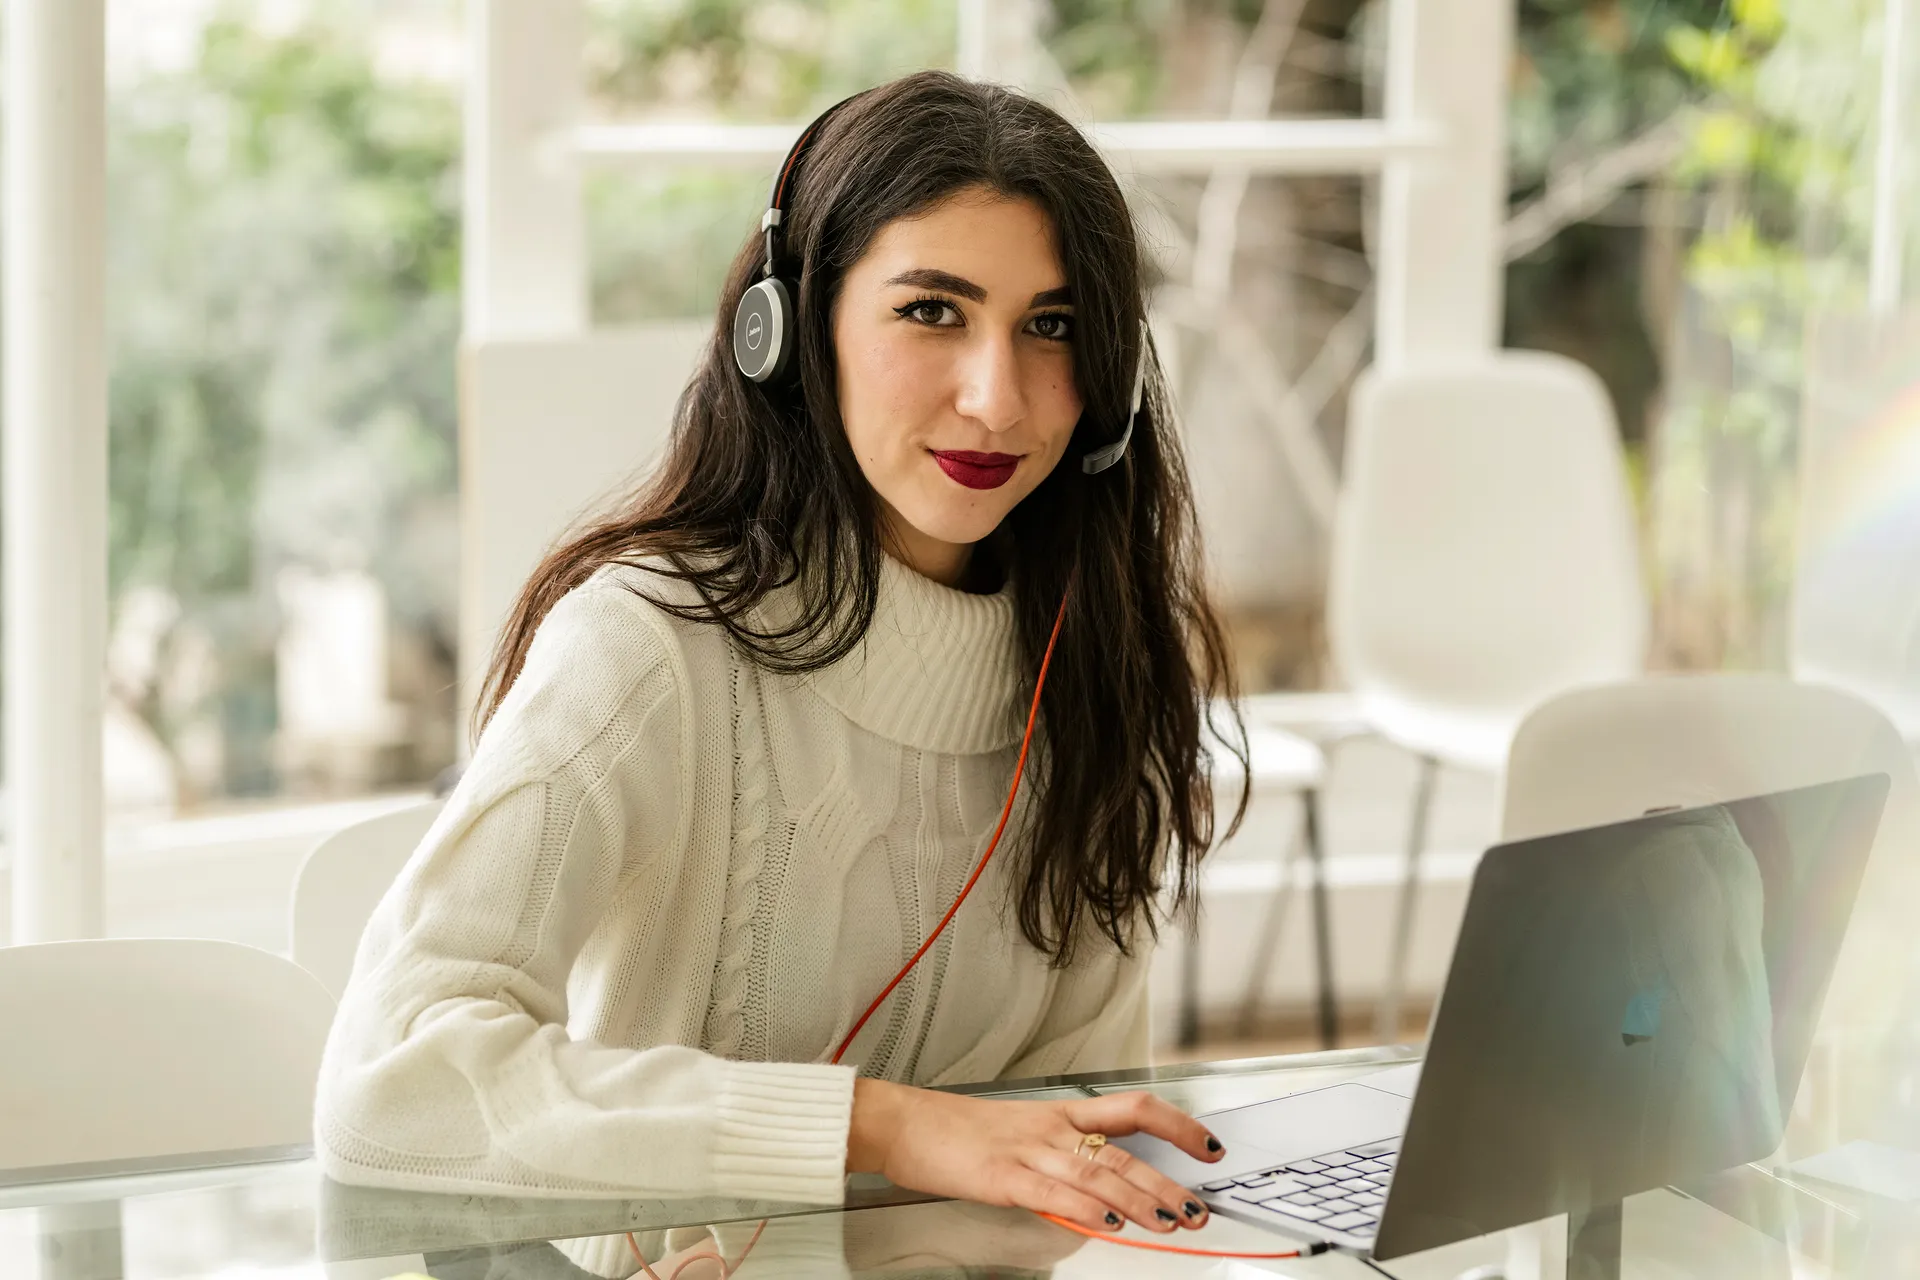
1037,1210,1332,1260
625,590,1069,1274
829,586,1071,1068
625,584,1339,1269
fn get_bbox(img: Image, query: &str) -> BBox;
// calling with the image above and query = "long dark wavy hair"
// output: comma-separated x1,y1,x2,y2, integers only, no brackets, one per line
478,70,1247,963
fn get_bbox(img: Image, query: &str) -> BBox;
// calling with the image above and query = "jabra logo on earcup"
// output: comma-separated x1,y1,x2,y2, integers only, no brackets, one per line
734,277,792,382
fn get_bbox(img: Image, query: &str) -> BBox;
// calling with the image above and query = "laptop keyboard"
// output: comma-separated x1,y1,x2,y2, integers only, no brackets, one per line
1197,1139,1398,1240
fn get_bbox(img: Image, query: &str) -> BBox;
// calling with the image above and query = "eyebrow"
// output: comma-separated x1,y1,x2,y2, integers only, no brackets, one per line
884,267,1073,309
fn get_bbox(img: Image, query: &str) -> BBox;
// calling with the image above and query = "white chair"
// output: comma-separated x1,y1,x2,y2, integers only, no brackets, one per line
0,938,336,1173
1190,705,1338,1048
1502,673,1917,842
462,326,708,722
1328,351,1647,1040
1501,673,1920,1059
290,800,444,999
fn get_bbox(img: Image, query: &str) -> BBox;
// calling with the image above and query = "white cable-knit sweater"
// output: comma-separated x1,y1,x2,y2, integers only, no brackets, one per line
314,554,1152,1227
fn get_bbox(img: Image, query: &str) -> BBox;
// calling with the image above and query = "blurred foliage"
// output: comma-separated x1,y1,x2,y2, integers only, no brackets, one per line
1503,0,1725,449
585,0,1204,119
1648,0,1897,667
109,13,461,794
586,0,955,115
579,0,1262,317
590,169,766,322
1670,0,1885,321
584,0,953,322
1502,0,1905,669
582,0,1360,319
1044,0,1178,115
1510,0,1723,187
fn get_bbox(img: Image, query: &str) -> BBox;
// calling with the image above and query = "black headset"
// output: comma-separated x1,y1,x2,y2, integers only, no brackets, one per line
730,95,1143,477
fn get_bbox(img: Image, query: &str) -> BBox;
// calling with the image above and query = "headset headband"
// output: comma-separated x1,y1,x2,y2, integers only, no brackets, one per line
758,94,864,281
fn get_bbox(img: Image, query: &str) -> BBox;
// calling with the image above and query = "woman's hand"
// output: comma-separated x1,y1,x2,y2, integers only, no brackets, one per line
847,1078,1224,1235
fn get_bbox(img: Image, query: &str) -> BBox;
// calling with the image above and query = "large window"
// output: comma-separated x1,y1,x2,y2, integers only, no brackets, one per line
576,0,1392,696
106,1,464,811
96,0,1919,819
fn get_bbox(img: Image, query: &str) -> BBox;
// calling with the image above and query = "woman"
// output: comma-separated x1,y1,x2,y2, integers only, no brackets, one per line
315,69,1247,1267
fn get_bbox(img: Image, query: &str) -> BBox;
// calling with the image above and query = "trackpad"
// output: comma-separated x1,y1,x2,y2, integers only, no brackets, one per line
1114,1083,1411,1188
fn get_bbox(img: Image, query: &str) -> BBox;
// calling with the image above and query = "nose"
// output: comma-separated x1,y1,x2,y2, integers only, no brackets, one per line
952,333,1027,435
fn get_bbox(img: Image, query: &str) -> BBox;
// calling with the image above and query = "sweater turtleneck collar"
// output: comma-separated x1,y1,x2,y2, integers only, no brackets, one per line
799,551,1023,755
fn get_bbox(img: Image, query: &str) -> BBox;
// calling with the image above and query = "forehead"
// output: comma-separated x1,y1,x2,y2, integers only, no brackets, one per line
857,189,1066,293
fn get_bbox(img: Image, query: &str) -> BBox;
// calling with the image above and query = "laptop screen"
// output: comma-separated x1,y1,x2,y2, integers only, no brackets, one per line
1375,773,1888,1261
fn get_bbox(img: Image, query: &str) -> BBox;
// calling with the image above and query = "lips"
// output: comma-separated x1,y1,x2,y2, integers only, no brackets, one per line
932,450,1021,490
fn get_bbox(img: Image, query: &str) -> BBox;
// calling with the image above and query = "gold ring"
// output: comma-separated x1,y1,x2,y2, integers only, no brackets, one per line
1074,1132,1108,1160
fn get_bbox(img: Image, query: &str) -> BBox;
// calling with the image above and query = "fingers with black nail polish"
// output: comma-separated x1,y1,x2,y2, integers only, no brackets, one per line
1183,1199,1204,1219
1205,1135,1223,1154
1104,1212,1121,1229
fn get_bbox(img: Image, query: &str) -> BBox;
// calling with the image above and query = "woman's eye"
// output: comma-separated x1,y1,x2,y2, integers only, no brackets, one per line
1027,312,1074,341
897,299,961,327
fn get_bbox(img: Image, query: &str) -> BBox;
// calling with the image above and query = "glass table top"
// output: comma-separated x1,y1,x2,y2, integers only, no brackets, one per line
4,1043,1917,1280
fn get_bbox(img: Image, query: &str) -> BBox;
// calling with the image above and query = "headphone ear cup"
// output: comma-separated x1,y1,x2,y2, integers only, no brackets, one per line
733,276,796,383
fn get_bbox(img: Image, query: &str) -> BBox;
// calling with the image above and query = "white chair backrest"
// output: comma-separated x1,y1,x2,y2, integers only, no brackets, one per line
1502,674,1916,840
291,800,444,1000
0,938,336,1173
1501,674,1920,1037
1329,352,1647,727
461,324,710,721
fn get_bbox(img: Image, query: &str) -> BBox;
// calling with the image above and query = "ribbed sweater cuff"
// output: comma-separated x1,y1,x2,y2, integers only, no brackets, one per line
710,1060,856,1203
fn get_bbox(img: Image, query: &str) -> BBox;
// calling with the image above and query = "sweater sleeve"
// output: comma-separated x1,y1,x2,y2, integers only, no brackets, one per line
313,575,855,1203
1000,933,1155,1080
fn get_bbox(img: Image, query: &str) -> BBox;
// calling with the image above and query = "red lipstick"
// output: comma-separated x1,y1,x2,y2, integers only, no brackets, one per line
932,450,1020,490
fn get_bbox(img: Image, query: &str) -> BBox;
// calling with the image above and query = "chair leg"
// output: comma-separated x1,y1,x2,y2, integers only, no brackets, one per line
1179,906,1202,1049
1236,801,1302,1037
1376,753,1438,1044
1303,788,1339,1049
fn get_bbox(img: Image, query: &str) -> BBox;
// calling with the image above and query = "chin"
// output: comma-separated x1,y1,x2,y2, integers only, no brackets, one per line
915,516,1007,549
900,500,1011,551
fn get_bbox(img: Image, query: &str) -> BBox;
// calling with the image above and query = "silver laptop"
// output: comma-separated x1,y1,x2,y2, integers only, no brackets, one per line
1123,774,1888,1261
